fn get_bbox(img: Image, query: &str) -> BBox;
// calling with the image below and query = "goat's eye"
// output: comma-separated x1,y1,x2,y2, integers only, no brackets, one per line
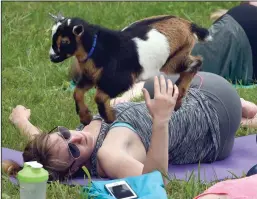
61,40,69,44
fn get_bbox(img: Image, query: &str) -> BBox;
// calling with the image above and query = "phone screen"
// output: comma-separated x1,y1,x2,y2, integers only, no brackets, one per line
107,184,136,199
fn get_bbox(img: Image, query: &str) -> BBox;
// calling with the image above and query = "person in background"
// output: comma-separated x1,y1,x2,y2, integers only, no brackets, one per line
191,1,257,85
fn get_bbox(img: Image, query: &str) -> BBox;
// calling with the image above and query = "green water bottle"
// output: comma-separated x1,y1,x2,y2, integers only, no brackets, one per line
17,161,49,199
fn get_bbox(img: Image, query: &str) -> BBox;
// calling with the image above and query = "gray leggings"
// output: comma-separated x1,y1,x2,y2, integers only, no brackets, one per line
143,72,242,160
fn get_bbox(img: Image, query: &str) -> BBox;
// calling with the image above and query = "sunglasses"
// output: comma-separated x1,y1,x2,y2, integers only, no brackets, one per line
49,126,80,159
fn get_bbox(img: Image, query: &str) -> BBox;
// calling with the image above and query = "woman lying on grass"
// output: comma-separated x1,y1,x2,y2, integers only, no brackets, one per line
6,72,257,182
191,1,257,85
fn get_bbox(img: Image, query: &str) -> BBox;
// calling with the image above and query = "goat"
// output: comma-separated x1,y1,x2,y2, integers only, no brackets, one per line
49,13,212,125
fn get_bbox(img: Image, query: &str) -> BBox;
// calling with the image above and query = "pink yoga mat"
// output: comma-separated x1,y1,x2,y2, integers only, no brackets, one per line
2,134,257,186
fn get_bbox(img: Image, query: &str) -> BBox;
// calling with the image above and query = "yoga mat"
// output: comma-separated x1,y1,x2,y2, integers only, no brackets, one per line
2,134,257,186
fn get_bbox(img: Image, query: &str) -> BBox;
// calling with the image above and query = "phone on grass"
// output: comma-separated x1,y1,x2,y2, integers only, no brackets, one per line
104,180,138,199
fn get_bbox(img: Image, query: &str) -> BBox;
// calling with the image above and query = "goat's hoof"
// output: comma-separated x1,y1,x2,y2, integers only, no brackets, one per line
105,118,115,124
103,110,116,124
79,111,93,125
188,56,203,72
174,97,183,111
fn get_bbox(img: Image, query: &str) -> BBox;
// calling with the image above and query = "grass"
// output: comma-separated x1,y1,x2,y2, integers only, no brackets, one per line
2,1,257,199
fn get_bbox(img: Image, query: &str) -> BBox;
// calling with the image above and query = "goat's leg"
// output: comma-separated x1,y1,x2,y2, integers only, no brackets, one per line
174,55,203,110
95,88,116,124
174,72,197,110
160,44,202,110
73,77,94,125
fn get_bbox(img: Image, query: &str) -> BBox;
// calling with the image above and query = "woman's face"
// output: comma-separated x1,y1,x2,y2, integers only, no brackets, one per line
48,129,95,174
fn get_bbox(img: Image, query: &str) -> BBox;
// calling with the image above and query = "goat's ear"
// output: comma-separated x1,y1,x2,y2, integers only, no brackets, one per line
72,25,84,37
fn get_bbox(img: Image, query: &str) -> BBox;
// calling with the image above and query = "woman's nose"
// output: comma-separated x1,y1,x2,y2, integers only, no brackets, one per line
69,134,83,144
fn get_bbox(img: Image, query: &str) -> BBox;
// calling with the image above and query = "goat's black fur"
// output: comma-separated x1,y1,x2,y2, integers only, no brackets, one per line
191,23,210,41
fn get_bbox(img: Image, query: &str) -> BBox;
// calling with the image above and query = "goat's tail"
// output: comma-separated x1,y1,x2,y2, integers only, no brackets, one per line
190,23,212,42
210,9,228,21
189,8,228,42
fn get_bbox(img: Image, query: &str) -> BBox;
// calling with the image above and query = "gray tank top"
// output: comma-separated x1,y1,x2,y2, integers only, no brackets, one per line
86,88,220,177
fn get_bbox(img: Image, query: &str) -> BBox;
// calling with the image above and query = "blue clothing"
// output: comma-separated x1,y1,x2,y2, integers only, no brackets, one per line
110,122,136,132
82,171,167,199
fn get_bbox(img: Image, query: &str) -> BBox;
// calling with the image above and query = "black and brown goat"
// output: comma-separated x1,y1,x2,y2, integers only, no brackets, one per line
49,13,212,125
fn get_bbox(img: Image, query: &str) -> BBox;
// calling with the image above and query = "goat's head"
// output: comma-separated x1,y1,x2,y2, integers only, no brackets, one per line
49,13,89,63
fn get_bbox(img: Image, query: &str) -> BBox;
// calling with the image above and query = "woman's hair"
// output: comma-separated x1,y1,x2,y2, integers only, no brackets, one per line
3,133,72,181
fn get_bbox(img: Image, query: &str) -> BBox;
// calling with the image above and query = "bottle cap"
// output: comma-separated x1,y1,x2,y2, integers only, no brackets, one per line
17,161,49,183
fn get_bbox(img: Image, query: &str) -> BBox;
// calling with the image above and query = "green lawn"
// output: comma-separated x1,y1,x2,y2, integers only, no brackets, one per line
2,1,257,199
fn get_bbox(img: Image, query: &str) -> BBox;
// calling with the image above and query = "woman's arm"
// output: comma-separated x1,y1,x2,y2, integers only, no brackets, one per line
142,75,178,180
142,120,169,175
9,105,42,140
100,76,178,183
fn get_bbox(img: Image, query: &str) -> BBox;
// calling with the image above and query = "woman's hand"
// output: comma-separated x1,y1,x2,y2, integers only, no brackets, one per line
9,105,31,125
142,75,179,123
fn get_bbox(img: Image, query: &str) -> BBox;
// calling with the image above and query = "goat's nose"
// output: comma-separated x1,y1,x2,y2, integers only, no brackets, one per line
50,53,66,63
50,54,59,62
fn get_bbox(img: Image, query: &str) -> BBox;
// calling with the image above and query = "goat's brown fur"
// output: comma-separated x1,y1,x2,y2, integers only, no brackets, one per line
73,86,93,124
68,58,82,81
57,36,62,49
72,54,104,124
74,62,104,124
173,71,198,110
152,17,202,110
125,15,203,110
75,45,88,61
95,89,116,124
